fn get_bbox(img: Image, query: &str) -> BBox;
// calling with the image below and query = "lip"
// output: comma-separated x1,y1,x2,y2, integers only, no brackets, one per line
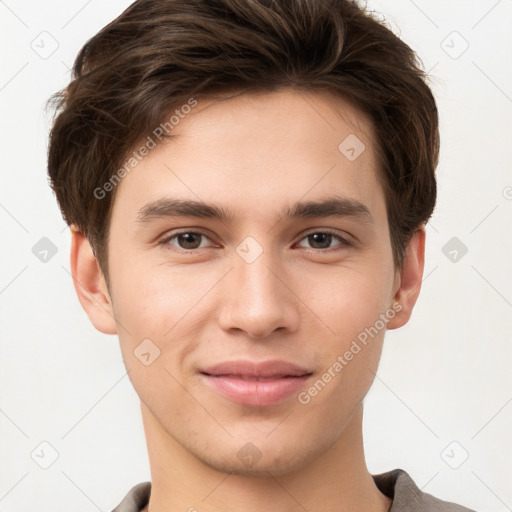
200,360,313,407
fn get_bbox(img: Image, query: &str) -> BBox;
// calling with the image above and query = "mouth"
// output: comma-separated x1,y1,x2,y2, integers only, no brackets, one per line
203,375,304,381
200,360,313,407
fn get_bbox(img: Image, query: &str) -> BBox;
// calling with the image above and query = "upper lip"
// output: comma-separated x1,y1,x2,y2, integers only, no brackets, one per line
201,360,312,379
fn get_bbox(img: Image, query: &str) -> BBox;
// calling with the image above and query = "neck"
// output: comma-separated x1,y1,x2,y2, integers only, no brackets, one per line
140,403,392,512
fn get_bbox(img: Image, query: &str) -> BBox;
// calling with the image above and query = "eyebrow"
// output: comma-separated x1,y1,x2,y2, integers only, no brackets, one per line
136,195,373,224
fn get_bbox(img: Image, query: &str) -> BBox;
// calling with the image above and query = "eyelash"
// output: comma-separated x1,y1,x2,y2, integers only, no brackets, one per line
159,229,352,253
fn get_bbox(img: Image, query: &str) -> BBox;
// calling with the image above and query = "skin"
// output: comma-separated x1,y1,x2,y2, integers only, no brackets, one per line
71,88,425,512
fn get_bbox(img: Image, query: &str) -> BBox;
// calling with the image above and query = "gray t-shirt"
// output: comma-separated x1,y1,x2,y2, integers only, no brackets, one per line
111,468,477,511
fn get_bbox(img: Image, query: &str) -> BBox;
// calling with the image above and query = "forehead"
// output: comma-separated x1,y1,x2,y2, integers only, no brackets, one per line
111,88,384,223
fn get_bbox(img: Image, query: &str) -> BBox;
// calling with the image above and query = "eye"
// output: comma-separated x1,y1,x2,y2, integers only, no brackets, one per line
296,230,351,250
161,231,213,250
159,229,351,252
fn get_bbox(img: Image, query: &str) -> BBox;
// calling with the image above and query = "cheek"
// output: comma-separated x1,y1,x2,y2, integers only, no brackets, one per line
297,262,393,402
109,261,220,378
110,273,200,414
110,258,204,334
299,263,392,342
296,276,389,425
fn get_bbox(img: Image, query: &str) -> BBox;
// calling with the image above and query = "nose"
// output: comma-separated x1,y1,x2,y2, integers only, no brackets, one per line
216,247,300,339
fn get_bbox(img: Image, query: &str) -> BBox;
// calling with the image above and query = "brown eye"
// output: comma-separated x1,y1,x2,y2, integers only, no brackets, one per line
163,232,211,250
307,233,333,249
297,231,349,250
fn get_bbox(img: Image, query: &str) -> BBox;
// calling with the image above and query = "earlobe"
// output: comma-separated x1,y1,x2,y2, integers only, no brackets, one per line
386,227,426,330
69,226,118,335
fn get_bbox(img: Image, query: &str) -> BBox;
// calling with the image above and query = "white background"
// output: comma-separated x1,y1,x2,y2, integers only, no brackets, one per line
0,0,511,510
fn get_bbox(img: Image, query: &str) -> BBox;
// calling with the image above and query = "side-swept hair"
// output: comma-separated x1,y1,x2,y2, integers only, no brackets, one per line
48,0,439,285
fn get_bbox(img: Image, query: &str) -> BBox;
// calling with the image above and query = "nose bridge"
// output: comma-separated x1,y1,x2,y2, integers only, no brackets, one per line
237,248,280,304
217,240,299,338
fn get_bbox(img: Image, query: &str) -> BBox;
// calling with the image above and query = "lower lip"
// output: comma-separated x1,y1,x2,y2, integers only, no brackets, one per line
201,374,312,407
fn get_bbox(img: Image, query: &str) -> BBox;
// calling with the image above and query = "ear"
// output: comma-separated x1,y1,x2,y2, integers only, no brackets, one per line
386,227,425,330
69,226,117,335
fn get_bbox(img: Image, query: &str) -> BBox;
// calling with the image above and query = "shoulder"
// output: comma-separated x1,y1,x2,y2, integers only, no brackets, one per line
372,468,478,512
111,481,151,512
112,472,479,512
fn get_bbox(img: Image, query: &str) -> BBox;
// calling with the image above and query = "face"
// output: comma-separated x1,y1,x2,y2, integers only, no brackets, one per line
89,89,409,475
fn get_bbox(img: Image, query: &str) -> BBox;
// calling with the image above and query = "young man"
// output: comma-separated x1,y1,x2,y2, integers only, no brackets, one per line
47,0,477,510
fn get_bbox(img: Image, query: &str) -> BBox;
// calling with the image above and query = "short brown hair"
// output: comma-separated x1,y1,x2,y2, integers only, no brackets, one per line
47,0,439,286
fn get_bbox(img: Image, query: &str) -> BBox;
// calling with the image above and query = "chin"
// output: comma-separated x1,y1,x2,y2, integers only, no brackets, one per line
193,437,321,478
